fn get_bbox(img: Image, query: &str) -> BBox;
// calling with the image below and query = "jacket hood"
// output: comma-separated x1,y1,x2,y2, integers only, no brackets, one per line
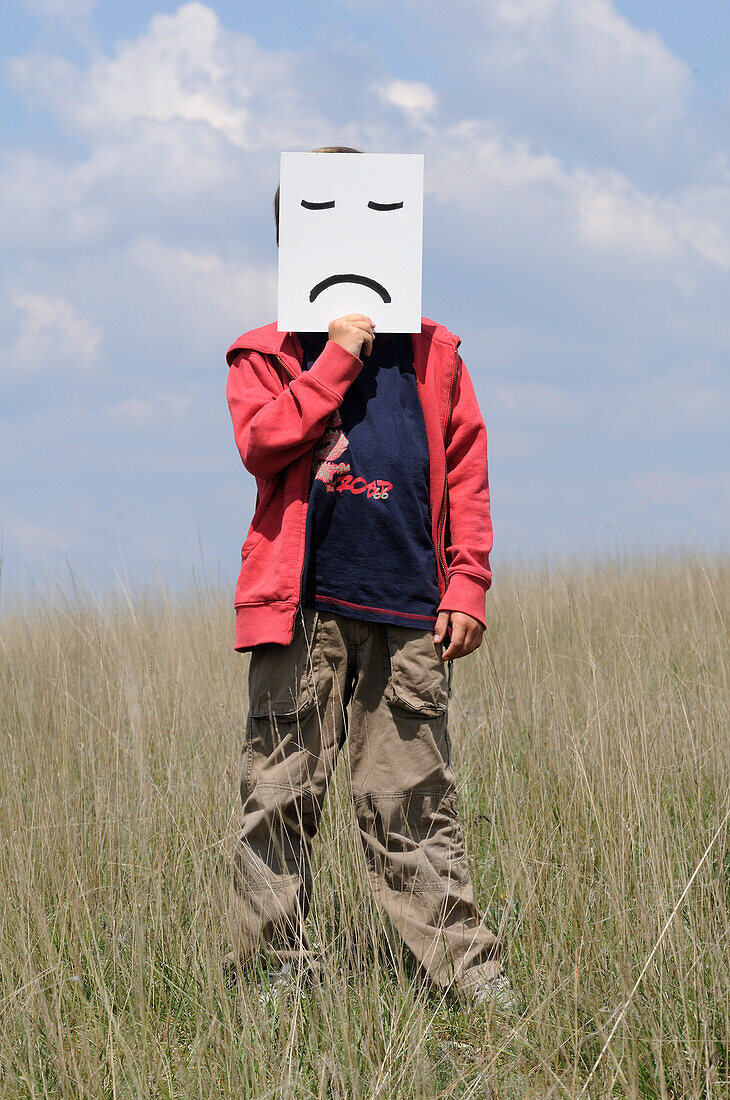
226,317,460,367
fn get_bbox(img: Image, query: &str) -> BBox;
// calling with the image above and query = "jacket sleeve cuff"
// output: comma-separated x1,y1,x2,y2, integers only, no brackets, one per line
437,572,490,629
309,340,363,401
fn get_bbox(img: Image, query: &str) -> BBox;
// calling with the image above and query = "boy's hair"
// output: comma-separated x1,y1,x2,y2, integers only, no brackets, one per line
274,146,363,245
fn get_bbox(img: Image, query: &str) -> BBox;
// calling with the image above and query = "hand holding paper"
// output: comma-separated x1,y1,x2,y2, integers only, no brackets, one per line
328,313,376,358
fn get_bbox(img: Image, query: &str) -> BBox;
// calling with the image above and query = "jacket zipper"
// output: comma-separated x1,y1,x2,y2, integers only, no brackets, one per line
436,347,460,586
275,353,311,641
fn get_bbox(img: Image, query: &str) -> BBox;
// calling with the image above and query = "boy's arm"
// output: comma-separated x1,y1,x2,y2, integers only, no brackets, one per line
227,342,362,479
437,353,492,629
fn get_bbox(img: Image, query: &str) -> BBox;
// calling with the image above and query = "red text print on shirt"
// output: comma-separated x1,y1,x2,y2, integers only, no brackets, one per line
335,475,393,499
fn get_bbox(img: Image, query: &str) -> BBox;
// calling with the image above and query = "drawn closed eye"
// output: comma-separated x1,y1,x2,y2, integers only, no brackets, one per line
301,199,335,209
367,201,404,210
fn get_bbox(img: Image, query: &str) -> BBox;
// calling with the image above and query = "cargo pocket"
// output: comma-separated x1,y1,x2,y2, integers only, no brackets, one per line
247,608,319,722
383,625,449,718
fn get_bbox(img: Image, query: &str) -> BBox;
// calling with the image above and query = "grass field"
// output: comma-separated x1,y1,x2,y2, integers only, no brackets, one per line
1,552,728,1098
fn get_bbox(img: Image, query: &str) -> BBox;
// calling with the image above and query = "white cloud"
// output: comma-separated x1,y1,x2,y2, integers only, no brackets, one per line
10,3,323,150
0,150,108,250
427,122,563,198
423,121,730,271
129,238,277,333
575,170,730,267
3,4,335,258
575,171,677,259
493,0,681,95
7,1,727,281
376,80,437,123
66,3,248,141
406,0,692,153
1,291,102,374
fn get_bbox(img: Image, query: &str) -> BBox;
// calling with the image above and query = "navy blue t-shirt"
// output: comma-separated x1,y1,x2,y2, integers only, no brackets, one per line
298,332,441,629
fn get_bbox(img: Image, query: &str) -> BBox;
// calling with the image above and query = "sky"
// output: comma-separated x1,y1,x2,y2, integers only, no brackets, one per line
1,0,729,601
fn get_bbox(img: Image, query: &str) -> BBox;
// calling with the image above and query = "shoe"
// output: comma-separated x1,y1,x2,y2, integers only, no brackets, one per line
257,962,297,1008
467,973,522,1015
224,951,319,1003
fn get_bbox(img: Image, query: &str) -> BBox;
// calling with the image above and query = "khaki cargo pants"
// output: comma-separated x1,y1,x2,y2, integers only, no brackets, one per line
229,608,501,992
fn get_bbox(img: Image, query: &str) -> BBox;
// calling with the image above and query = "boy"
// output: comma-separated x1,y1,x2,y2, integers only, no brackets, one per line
225,150,513,1008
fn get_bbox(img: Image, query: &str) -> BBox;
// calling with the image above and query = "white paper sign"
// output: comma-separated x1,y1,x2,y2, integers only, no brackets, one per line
277,152,423,334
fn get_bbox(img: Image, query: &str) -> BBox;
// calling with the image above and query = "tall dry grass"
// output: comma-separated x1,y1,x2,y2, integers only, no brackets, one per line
0,552,728,1098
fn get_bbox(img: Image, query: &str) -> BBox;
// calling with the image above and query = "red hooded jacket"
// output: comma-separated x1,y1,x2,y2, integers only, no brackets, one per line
226,317,492,650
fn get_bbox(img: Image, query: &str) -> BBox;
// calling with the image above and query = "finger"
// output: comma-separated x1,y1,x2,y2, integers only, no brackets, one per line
342,314,375,331
442,622,467,660
433,611,451,647
361,333,374,357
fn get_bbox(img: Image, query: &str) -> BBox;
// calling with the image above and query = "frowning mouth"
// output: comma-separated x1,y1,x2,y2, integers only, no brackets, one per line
309,274,391,303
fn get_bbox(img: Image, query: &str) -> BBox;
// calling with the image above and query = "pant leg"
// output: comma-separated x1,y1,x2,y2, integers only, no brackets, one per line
346,621,502,992
228,608,349,973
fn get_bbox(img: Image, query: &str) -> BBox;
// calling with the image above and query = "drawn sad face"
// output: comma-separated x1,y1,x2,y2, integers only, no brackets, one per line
277,152,424,334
